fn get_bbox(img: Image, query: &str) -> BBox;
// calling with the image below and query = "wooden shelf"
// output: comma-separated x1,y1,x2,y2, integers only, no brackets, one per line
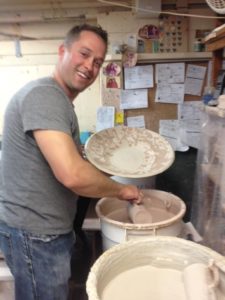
105,52,212,63
205,25,225,86
205,24,225,52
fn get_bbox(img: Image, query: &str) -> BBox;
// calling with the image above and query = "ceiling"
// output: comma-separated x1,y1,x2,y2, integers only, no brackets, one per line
0,0,216,40
0,0,210,14
0,0,213,25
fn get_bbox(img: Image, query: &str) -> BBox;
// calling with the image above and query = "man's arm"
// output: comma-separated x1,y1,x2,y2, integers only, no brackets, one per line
33,130,141,202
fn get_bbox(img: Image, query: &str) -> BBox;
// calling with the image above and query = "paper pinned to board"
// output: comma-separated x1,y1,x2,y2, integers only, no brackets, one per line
186,64,206,80
178,101,202,149
120,89,148,109
155,83,185,104
127,115,145,128
178,101,202,120
184,64,206,96
124,65,154,89
159,119,189,152
184,78,204,96
155,63,185,84
96,106,115,132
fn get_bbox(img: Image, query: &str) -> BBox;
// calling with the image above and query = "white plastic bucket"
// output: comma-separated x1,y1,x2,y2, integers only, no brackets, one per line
112,176,155,189
96,189,186,250
86,237,225,300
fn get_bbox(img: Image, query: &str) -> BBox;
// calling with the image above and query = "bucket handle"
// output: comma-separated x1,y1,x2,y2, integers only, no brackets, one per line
208,259,219,289
162,198,172,210
125,227,157,240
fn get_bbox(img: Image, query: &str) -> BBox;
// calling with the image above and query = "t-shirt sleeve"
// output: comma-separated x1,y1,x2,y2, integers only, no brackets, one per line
20,86,73,135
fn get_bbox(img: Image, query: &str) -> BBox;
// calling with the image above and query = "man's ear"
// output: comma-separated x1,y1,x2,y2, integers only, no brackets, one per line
58,44,65,57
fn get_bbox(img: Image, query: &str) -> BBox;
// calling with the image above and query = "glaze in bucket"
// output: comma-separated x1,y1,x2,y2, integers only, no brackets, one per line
86,237,225,300
96,189,186,250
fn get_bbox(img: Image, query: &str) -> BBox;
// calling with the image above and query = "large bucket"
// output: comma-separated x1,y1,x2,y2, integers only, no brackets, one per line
96,189,186,250
112,176,155,189
86,236,225,300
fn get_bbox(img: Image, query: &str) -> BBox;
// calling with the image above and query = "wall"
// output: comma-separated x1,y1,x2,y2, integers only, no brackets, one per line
0,8,217,134
0,60,100,133
0,21,99,134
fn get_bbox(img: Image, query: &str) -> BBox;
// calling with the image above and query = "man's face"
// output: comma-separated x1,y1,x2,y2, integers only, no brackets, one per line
58,30,107,95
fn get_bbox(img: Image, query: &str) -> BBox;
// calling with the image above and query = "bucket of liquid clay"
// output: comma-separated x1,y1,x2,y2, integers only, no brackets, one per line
95,189,186,251
86,237,225,300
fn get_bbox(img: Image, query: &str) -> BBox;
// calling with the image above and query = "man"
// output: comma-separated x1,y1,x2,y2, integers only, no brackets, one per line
0,24,142,300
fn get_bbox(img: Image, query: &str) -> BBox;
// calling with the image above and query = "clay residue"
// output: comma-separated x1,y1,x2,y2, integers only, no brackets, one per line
106,207,174,224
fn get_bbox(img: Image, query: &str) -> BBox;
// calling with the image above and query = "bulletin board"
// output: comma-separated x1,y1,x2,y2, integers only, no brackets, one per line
101,60,209,133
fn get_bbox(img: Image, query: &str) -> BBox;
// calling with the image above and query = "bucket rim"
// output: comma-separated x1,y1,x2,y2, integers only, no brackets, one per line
86,236,225,300
95,190,186,230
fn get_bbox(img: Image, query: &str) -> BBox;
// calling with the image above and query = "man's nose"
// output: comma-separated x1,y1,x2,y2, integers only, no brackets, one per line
83,58,94,71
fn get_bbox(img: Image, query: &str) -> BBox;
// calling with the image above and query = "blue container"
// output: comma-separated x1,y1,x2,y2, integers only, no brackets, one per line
80,131,91,145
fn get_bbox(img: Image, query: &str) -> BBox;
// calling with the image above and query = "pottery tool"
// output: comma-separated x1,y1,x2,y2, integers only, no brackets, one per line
128,202,153,224
183,261,219,300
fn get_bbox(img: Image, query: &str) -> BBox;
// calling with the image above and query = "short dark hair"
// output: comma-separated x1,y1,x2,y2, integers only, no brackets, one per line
64,23,108,50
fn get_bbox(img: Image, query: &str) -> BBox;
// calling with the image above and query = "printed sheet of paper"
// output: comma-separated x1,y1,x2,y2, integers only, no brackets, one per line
178,101,202,149
184,77,204,96
156,63,185,83
124,65,153,89
120,89,148,109
127,115,145,128
159,120,189,151
184,64,206,96
186,64,206,80
96,106,115,132
155,83,184,104
178,101,202,120
179,119,201,149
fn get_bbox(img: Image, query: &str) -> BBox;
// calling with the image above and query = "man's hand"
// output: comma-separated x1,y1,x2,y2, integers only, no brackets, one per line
118,185,144,204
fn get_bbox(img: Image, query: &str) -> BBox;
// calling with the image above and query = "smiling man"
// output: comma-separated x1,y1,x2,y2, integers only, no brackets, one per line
0,24,142,300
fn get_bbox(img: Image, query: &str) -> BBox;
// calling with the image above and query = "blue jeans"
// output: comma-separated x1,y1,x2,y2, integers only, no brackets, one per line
0,222,75,300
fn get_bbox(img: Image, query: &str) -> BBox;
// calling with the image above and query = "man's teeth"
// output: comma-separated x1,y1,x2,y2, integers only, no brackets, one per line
77,71,89,79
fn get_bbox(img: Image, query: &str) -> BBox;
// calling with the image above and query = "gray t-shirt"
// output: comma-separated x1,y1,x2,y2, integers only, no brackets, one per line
0,77,80,234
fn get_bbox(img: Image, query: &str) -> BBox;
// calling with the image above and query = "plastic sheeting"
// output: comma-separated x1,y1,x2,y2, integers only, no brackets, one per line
191,105,225,255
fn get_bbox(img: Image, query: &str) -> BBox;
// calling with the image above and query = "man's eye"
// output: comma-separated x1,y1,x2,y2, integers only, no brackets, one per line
94,61,102,68
80,52,88,57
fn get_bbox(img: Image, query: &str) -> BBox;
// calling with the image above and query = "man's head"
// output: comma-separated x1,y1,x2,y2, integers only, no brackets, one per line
54,24,108,99
63,24,108,51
